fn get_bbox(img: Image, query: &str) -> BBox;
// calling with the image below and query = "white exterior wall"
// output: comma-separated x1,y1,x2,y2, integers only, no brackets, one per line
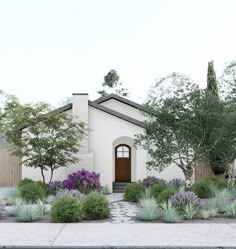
88,106,147,191
100,99,147,121
72,94,88,153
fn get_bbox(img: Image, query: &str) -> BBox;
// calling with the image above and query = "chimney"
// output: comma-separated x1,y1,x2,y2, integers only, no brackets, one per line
72,93,88,153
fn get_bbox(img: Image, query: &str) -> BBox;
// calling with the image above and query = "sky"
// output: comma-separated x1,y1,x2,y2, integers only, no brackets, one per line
1,0,236,106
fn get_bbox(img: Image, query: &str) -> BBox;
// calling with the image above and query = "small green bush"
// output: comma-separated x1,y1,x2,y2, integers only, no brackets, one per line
51,196,84,223
157,189,175,203
83,192,110,220
192,181,211,198
17,178,34,189
19,182,44,203
124,183,145,202
151,184,166,200
192,176,227,198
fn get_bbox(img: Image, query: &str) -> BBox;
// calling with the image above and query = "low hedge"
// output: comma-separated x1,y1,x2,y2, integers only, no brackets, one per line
19,182,44,203
83,192,110,219
51,196,84,223
192,176,227,198
124,183,145,202
157,189,175,203
151,184,167,201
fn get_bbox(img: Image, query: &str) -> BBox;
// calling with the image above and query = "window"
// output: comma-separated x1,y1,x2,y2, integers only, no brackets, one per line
116,145,130,158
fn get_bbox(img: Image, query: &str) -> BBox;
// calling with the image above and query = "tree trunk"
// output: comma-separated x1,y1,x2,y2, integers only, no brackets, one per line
183,163,194,191
40,167,46,185
48,168,54,187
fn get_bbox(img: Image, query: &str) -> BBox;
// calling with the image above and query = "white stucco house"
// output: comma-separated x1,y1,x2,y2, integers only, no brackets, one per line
22,93,184,192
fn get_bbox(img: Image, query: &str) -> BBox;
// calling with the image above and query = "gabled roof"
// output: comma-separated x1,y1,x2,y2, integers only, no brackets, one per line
94,93,147,112
53,93,147,128
88,100,144,127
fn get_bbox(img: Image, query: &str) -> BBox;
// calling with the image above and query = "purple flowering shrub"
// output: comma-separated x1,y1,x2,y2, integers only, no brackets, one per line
170,191,203,211
142,176,166,188
167,178,185,191
63,169,102,194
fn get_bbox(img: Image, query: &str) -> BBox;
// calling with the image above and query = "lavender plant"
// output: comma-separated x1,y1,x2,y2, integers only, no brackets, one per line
63,169,102,193
167,178,185,191
142,176,166,188
170,191,203,212
46,181,63,195
54,189,84,203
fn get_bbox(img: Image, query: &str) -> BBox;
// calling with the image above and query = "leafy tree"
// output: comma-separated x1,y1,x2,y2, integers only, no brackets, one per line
207,61,218,96
1,99,87,186
97,69,129,97
220,60,236,100
148,72,195,104
136,75,236,188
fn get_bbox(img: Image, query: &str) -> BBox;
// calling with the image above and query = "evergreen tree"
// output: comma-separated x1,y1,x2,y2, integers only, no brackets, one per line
97,70,129,97
207,61,218,96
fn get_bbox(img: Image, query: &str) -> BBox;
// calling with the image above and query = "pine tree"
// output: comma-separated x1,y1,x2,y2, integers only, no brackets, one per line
207,61,218,96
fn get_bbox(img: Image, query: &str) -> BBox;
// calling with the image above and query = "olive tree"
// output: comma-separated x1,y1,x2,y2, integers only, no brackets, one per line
136,74,236,188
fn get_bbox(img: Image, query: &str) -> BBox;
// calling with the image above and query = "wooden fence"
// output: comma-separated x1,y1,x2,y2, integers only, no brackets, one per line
194,160,225,182
0,148,21,187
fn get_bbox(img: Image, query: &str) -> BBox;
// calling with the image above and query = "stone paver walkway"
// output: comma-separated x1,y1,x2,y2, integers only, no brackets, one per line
111,201,138,223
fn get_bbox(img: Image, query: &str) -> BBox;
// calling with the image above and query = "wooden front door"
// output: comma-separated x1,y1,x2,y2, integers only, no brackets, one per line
115,144,131,182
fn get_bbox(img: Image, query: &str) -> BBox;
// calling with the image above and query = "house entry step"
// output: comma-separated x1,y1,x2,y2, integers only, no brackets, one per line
112,182,129,193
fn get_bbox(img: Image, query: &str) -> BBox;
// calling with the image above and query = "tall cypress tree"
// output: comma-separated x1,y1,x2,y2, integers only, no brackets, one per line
207,60,218,96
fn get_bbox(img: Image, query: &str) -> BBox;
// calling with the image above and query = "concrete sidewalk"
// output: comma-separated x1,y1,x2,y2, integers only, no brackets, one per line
0,223,236,248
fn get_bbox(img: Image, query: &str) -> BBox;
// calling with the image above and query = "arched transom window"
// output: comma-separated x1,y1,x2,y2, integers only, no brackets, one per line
116,145,130,158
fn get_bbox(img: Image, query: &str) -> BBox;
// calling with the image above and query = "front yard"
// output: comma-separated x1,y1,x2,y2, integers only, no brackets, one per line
1,172,236,225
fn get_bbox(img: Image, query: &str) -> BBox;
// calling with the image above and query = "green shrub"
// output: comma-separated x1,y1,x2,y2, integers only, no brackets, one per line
205,176,227,189
192,176,227,198
17,178,34,189
151,184,166,200
192,181,211,198
51,196,84,223
124,183,145,202
35,180,47,190
157,189,175,203
160,201,182,223
19,182,44,203
83,192,110,220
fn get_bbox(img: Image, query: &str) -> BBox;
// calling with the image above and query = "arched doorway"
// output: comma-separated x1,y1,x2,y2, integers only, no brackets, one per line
115,144,131,182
